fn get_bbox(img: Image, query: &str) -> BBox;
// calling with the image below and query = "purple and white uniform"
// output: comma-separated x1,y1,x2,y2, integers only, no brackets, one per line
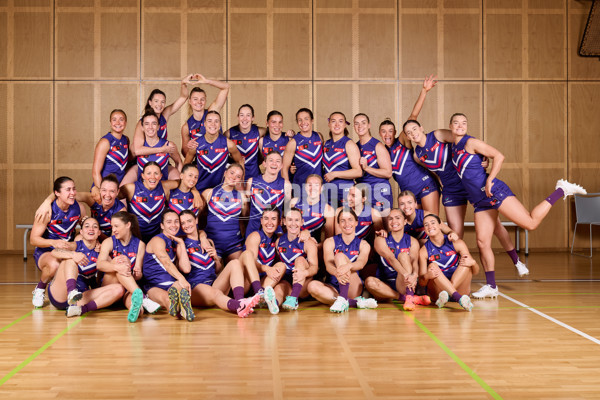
194,134,229,193
327,234,362,291
74,240,100,290
33,201,81,269
137,137,170,181
256,229,277,267
424,235,460,280
100,132,129,183
277,234,305,278
111,235,142,271
404,208,427,241
184,237,217,287
127,181,166,242
205,185,244,258
295,197,327,242
246,174,285,236
157,114,168,140
168,188,198,216
388,140,439,204
356,137,393,211
90,200,125,237
292,132,323,187
377,233,412,286
354,208,374,240
142,233,177,291
229,124,261,180
323,135,354,206
262,134,289,158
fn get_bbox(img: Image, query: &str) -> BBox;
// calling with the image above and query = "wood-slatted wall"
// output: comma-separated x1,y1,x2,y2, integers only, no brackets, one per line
1,0,599,252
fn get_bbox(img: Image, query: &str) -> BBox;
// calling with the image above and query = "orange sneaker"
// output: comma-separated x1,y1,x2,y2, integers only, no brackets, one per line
413,295,431,306
403,295,415,311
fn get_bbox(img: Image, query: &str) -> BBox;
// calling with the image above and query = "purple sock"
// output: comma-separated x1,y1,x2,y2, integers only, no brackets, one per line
251,280,262,295
545,188,564,206
36,280,47,290
232,286,244,301
406,288,415,296
81,301,97,314
398,294,406,301
451,291,461,302
66,279,77,293
227,299,240,312
290,283,303,298
485,271,496,288
339,283,350,300
349,298,358,308
506,249,519,264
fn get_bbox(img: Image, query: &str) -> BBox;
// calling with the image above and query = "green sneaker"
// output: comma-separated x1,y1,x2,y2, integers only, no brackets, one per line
330,296,349,313
264,286,279,314
281,295,298,311
179,288,195,322
128,289,143,323
168,286,180,318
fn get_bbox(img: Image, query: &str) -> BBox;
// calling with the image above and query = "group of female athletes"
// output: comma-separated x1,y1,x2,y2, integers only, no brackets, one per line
29,73,587,322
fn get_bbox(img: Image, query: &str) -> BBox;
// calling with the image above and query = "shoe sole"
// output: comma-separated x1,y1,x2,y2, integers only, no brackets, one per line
168,287,180,317
435,293,449,308
264,288,279,315
179,289,195,322
68,292,83,306
472,293,498,299
414,295,431,306
128,289,143,323
403,302,415,311
330,306,349,313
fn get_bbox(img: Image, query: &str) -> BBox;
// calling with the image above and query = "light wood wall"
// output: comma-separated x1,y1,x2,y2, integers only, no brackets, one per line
1,0,599,252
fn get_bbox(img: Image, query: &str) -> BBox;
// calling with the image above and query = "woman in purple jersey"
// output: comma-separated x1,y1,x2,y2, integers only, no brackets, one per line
418,214,477,311
307,208,376,313
97,211,149,322
132,74,193,157
354,113,393,213
47,217,124,317
449,113,586,299
91,110,132,198
168,164,202,216
259,110,290,161
322,111,362,207
181,74,230,158
398,190,457,245
30,177,85,308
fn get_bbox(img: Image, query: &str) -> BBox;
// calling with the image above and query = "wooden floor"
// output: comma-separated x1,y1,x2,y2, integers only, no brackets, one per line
1,252,600,399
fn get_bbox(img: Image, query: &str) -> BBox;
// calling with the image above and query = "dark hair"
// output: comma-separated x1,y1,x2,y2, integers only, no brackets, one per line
398,190,416,202
337,207,358,224
265,150,283,160
305,174,322,184
181,163,198,174
262,206,281,220
353,183,368,203
449,113,467,125
141,111,159,125
296,108,314,121
112,211,142,239
423,213,442,224
144,89,166,115
142,161,161,174
402,119,421,132
226,162,244,173
110,109,127,121
328,111,350,140
379,118,396,132
189,87,206,98
53,176,74,193
284,207,303,218
100,174,119,187
266,110,283,137
161,209,179,224
238,104,255,117
206,110,221,120
388,208,406,219
354,113,370,123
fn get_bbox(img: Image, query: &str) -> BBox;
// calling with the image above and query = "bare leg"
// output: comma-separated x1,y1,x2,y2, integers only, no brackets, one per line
474,209,498,273
365,276,399,301
444,204,467,239
498,196,553,231
307,281,338,306
419,191,440,216
78,284,124,309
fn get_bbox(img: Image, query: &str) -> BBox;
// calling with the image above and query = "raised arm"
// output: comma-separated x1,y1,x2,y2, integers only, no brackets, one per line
195,74,230,112
162,74,193,120
407,74,437,121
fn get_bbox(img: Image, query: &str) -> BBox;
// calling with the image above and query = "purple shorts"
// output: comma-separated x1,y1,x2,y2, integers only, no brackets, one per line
327,273,364,294
371,183,393,212
403,176,440,205
142,273,175,293
441,188,469,207
33,247,54,271
473,180,514,213
47,276,98,310
375,268,398,290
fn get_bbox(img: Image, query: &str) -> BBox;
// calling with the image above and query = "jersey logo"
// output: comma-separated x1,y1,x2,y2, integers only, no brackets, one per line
400,248,410,253
350,251,359,255
431,142,439,151
429,254,441,261
292,248,303,254
445,251,456,256
278,247,286,253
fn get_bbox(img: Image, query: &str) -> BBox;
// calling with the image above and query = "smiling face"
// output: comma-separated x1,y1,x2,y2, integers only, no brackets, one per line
353,115,370,137
267,114,283,136
397,194,416,217
149,93,166,115
141,164,161,189
284,209,303,235
338,211,358,235
379,123,396,147
403,122,424,143
179,212,197,236
346,186,365,209
423,215,441,237
110,217,130,241
55,180,76,205
142,115,159,138
110,111,127,134
180,166,199,189
223,165,244,186
328,113,346,136
264,152,283,175
189,91,206,112
100,180,118,208
238,106,254,131
387,209,405,232
304,175,322,199
161,211,180,236
81,218,100,241
205,113,221,135
450,114,468,137
296,111,313,133
261,210,280,235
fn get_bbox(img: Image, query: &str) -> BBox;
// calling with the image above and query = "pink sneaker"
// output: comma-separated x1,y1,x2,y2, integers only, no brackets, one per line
237,293,261,318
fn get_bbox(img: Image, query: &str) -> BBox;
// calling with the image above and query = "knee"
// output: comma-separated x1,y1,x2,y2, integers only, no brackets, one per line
334,252,347,266
110,284,126,299
295,257,308,270
364,276,380,291
476,237,492,250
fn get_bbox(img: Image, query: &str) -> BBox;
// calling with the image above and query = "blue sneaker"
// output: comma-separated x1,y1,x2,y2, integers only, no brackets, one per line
168,286,180,318
264,286,279,314
128,289,143,323
281,295,298,311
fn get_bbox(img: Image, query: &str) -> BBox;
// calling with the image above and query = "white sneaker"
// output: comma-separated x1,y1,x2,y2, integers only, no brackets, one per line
32,288,45,308
435,290,449,308
471,284,499,299
67,289,82,306
142,295,161,314
263,286,279,315
515,260,529,277
330,297,349,313
66,305,82,317
556,179,587,199
459,295,474,312
355,296,378,309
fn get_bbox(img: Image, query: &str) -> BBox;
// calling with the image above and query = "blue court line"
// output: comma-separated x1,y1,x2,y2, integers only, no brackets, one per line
0,315,87,386
394,302,503,400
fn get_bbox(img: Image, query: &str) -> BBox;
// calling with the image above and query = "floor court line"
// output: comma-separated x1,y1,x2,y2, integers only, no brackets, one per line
0,314,87,386
0,311,32,333
498,292,600,346
394,302,503,400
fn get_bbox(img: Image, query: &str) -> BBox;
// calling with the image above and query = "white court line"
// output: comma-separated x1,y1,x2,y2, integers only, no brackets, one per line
498,291,600,346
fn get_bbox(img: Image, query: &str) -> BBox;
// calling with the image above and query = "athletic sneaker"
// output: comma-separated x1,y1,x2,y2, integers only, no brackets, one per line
515,260,529,277
142,295,161,314
403,295,415,311
459,295,474,312
330,296,349,313
178,288,195,322
471,284,499,299
167,286,180,318
413,295,431,306
435,291,449,308
32,288,45,308
237,293,261,318
128,289,143,323
263,286,279,314
66,305,82,318
281,295,299,311
556,179,587,199
355,296,378,309
67,289,82,306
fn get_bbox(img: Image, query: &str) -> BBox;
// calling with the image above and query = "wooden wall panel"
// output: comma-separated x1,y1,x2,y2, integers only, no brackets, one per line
315,13,353,79
187,11,226,79
14,12,52,78
143,12,181,78
528,14,565,79
0,84,6,165
56,11,94,78
275,0,309,8
229,13,267,79
271,83,312,133
0,169,6,252
528,167,566,248
314,83,353,136
0,12,7,78
400,13,437,78
227,82,268,130
358,13,396,79
400,83,439,132
13,83,52,165
273,13,311,79
568,7,600,80
443,82,482,138
13,169,53,249
443,13,481,79
485,14,522,79
99,83,139,144
485,83,523,164
55,83,95,165
485,0,521,8
570,83,600,166
101,11,139,78
529,83,565,164
358,83,397,134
